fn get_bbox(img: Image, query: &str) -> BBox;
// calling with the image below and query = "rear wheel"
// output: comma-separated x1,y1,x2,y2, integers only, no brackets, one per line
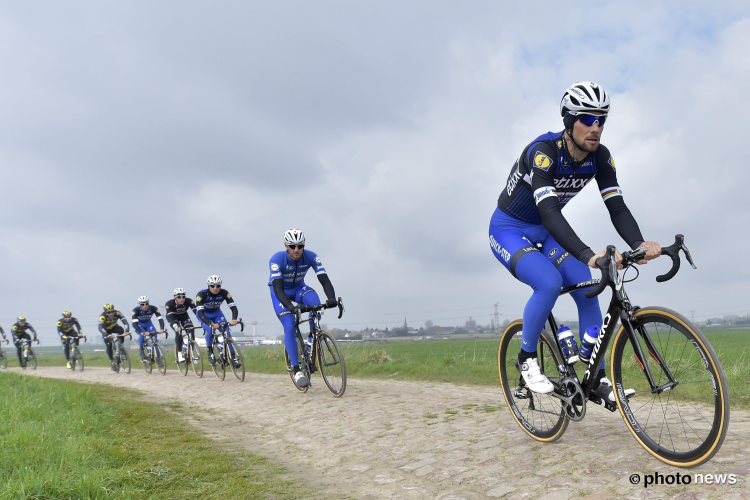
189,342,203,378
155,345,167,375
121,346,131,374
317,332,346,397
611,307,729,467
227,338,245,382
283,334,309,393
498,320,569,442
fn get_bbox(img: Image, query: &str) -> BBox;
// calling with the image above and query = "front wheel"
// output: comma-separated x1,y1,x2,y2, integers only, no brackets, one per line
226,338,245,382
74,348,84,372
611,307,729,467
176,344,188,376
0,350,6,369
28,349,37,370
121,346,131,374
211,348,226,381
497,320,569,442
189,342,203,378
317,332,346,397
155,345,167,375
143,347,153,374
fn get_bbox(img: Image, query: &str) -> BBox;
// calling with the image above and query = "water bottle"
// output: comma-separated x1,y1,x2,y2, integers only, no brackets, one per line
305,336,313,354
556,325,579,364
578,325,601,364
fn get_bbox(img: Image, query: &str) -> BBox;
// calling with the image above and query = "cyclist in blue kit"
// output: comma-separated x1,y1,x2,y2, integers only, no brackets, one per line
195,275,239,366
131,296,166,362
269,229,340,389
490,82,661,402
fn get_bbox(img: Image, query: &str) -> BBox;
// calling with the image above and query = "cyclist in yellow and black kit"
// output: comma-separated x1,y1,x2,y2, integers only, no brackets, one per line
11,317,38,367
98,304,131,372
57,311,83,369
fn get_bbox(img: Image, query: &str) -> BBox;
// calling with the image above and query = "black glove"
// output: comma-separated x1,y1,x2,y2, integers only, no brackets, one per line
325,298,338,308
165,332,169,339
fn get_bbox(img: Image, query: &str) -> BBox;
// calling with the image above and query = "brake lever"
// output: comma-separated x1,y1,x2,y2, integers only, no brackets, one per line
681,242,697,269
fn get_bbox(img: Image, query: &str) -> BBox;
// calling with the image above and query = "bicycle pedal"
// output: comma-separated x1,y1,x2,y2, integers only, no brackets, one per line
513,387,530,400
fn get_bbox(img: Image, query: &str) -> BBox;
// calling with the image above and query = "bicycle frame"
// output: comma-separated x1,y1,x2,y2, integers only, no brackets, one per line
541,238,693,415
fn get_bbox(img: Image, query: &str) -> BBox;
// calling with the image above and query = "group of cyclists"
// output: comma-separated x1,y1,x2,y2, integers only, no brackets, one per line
1,229,340,388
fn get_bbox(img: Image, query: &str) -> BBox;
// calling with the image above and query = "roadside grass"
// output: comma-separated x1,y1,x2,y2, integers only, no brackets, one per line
0,371,309,500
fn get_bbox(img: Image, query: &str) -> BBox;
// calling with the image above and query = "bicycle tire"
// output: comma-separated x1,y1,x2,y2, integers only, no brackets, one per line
226,338,245,382
211,348,226,381
611,307,729,467
317,331,346,397
155,345,167,375
76,348,84,372
0,350,6,369
189,342,203,378
177,344,188,376
283,334,309,393
498,320,569,442
143,346,153,374
121,346,131,374
29,349,37,370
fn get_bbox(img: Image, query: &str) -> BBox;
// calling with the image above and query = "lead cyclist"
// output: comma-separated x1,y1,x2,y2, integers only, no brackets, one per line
490,82,661,402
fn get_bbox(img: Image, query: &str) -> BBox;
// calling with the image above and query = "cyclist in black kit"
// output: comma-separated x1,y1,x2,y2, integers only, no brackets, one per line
98,303,131,371
11,317,38,367
57,311,83,369
165,288,198,364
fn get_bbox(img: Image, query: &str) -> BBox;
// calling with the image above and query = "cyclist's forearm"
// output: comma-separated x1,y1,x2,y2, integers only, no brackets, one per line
121,319,130,332
317,273,336,300
196,309,210,325
272,279,295,311
538,199,595,264
604,197,645,250
157,317,165,330
229,305,238,321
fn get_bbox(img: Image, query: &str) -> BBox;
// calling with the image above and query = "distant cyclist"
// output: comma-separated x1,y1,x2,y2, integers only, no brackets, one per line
490,82,660,402
269,228,340,389
11,317,38,367
0,324,8,352
98,304,131,371
195,276,238,367
131,296,166,363
57,311,83,369
165,288,198,364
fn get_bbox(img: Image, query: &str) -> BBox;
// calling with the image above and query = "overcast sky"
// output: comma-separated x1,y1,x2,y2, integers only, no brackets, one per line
1,1,749,343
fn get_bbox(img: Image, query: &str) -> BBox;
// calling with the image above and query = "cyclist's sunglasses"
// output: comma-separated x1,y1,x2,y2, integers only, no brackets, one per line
175,295,186,299
209,285,221,289
571,112,607,127
288,244,304,250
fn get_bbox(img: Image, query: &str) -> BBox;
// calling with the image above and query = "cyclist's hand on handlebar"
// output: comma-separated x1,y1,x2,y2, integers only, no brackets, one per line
589,247,623,270
636,241,662,264
229,319,238,327
211,323,220,330
325,298,338,308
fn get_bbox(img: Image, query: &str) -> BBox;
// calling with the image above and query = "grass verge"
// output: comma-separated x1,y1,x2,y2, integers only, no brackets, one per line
0,371,308,499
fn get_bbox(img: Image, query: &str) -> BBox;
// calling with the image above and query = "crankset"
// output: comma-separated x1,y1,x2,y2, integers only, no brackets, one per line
550,377,586,422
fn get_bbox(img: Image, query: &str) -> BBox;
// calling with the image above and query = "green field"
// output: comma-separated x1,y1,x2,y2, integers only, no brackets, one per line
0,372,309,500
8,327,749,409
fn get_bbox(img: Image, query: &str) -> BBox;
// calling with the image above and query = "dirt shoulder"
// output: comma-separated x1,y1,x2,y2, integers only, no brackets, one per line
13,367,750,499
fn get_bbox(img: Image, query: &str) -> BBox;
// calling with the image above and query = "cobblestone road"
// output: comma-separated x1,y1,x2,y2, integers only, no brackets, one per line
16,367,750,499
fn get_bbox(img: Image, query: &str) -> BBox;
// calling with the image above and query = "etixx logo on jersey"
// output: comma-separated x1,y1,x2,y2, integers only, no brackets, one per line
533,151,552,171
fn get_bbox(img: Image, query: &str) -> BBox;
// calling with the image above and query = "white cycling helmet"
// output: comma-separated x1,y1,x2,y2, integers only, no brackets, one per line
173,288,185,297
137,295,149,305
207,275,222,286
560,82,610,117
284,228,305,246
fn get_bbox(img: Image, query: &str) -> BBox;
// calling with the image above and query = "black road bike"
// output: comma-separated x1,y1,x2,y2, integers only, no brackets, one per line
0,339,8,369
142,331,167,375
498,236,729,467
18,337,38,370
209,319,245,382
109,333,132,374
284,298,346,397
65,335,87,371
175,323,203,378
